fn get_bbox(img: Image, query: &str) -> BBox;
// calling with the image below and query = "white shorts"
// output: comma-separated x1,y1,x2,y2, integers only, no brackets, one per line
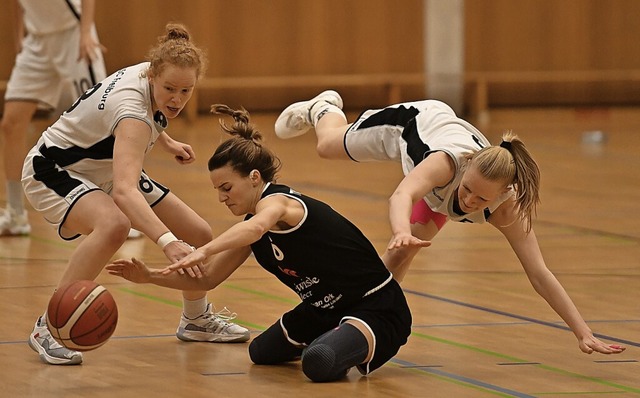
5,26,106,110
343,100,460,164
344,107,403,163
343,100,447,162
22,145,169,240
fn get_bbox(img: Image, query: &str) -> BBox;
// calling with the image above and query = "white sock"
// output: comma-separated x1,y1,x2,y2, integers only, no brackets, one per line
182,297,208,319
6,180,25,212
309,103,346,127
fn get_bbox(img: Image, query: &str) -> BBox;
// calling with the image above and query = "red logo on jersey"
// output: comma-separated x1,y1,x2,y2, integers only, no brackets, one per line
278,266,299,277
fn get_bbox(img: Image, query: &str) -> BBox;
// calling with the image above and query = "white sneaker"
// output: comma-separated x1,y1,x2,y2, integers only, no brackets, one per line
0,207,31,236
274,90,343,139
28,316,83,365
176,304,250,343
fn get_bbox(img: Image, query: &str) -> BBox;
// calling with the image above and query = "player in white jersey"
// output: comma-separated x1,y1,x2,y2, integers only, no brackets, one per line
0,0,107,236
273,90,626,356
22,24,249,366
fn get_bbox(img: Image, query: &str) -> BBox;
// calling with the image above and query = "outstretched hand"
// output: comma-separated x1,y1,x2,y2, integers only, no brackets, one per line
106,258,151,284
387,232,431,251
579,335,625,355
160,248,208,277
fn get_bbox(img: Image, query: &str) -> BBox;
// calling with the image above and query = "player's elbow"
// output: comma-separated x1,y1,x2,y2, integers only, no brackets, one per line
245,222,270,241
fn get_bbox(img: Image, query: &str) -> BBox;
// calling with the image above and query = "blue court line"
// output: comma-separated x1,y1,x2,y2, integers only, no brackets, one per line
403,289,640,348
114,285,639,395
389,357,537,397
409,331,640,394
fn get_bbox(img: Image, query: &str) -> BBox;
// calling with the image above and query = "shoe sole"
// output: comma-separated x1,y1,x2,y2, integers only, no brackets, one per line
274,101,315,139
176,329,250,343
28,334,83,365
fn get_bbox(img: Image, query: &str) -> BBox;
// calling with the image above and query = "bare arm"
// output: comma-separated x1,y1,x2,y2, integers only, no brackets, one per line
156,131,196,165
112,119,192,261
491,201,625,355
107,246,252,291
387,151,453,250
161,194,295,274
78,0,106,62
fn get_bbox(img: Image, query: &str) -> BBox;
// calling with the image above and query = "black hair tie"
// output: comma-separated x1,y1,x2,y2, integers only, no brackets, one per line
499,140,512,150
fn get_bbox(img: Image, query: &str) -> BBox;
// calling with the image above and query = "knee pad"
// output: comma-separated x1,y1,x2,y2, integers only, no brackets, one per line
302,323,369,382
248,321,302,365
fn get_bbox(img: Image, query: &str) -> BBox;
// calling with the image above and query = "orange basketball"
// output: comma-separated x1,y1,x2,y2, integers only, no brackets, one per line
46,280,118,351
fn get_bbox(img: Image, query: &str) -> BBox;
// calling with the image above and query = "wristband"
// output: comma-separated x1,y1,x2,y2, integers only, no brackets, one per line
156,231,178,249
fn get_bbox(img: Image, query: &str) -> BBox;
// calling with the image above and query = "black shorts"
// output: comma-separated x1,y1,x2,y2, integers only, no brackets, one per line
281,278,412,374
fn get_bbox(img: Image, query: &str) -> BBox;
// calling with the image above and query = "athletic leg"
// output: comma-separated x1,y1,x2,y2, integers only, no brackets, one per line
301,320,372,382
0,101,38,235
249,320,303,364
314,113,353,160
0,101,37,186
152,191,212,246
274,90,354,160
58,190,131,285
29,190,129,365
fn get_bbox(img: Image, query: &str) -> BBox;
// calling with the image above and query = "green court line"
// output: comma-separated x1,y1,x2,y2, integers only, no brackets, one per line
117,284,528,396
534,391,626,395
411,331,640,394
222,283,299,305
116,284,640,395
384,361,518,397
535,363,640,394
118,287,184,307
412,331,527,362
117,284,293,331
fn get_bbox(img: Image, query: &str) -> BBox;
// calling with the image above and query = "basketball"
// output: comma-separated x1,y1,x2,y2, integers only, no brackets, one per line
46,280,118,351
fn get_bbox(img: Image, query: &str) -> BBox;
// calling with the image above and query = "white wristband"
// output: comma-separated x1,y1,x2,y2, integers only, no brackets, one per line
156,231,178,249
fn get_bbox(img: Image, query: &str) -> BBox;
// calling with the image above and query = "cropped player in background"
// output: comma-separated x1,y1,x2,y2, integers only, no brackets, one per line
22,23,249,366
274,90,626,356
1,0,106,236
107,105,412,382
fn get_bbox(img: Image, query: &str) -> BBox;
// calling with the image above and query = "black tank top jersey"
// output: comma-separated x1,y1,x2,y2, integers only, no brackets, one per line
245,183,392,311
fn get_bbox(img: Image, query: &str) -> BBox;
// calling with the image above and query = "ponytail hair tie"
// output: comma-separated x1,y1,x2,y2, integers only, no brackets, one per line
499,140,512,150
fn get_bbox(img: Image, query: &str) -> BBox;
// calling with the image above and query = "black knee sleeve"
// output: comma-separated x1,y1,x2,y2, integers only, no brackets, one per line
248,321,302,365
302,323,369,382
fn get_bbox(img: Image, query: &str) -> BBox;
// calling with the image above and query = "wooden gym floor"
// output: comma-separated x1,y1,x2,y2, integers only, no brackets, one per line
1,106,639,397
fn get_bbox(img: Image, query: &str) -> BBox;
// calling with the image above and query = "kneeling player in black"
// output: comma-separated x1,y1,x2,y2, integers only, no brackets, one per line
107,104,413,382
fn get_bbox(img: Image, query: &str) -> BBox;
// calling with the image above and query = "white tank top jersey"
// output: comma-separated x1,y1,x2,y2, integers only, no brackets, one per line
19,0,82,35
399,101,514,223
36,62,165,188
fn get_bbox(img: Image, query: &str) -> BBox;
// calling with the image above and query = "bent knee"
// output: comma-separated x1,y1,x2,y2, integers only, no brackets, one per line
94,213,131,244
178,217,213,247
301,344,348,382
248,339,267,364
